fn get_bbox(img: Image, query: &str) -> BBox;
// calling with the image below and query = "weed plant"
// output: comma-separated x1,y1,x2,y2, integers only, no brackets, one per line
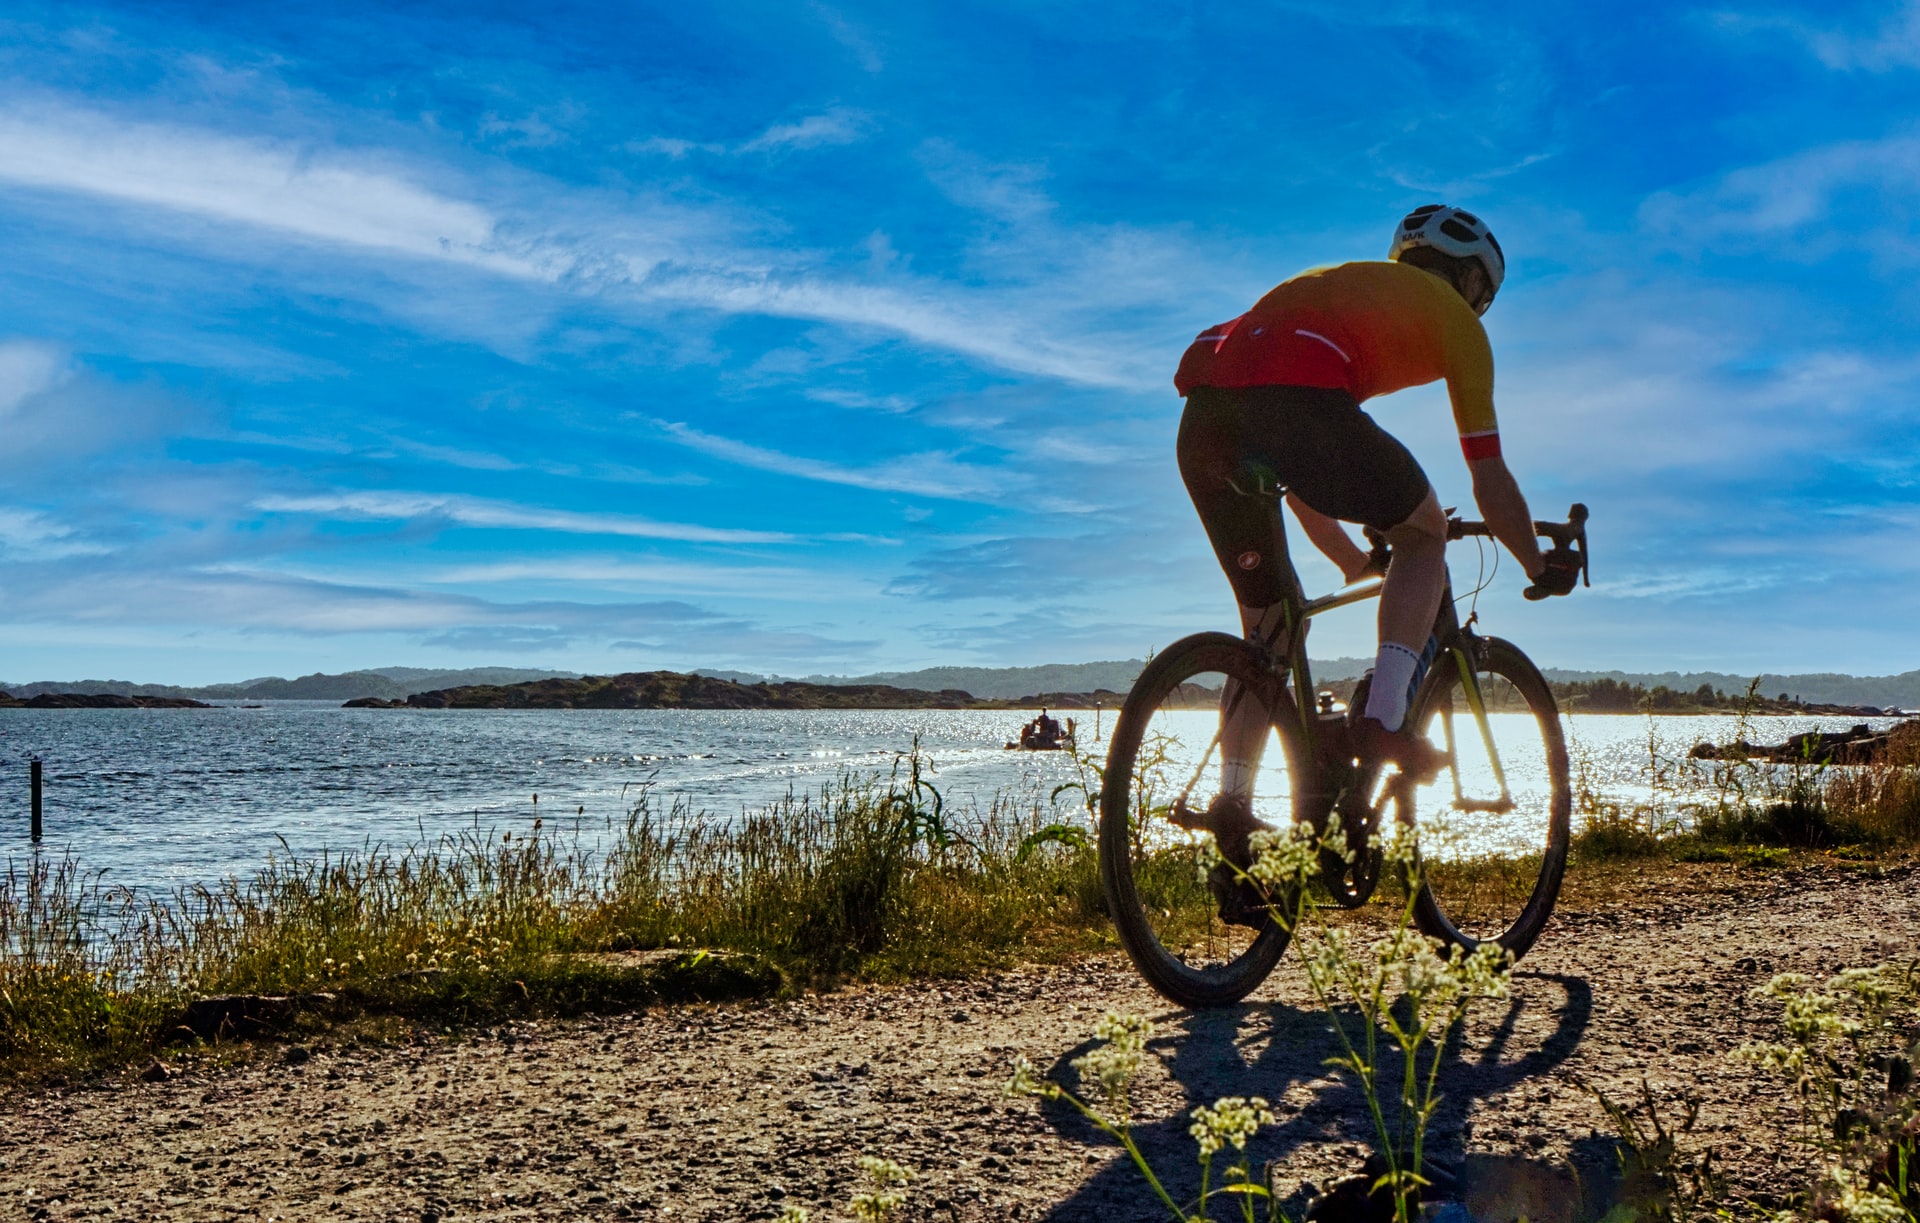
1005,823,1511,1223
0,751,1106,1078
1740,963,1920,1219
1568,691,1920,865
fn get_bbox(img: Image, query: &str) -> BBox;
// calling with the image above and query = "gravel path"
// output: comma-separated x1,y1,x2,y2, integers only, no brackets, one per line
2,861,1914,1221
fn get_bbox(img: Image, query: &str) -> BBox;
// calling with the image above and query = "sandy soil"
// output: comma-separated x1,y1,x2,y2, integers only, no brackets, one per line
2,860,1914,1222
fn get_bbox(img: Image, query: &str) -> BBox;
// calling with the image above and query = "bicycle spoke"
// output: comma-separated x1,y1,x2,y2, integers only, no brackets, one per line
1402,637,1570,958
1099,633,1303,1007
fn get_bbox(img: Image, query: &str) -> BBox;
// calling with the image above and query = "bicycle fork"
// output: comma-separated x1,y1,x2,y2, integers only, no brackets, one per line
1441,640,1516,815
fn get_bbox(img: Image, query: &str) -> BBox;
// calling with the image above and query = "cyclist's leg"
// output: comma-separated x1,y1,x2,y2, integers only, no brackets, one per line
1175,386,1291,613
1285,492,1371,582
1370,489,1448,730
1244,388,1439,735
1175,387,1287,849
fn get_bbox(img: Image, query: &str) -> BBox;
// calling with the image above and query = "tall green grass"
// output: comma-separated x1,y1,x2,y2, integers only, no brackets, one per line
0,760,1105,1078
1570,717,1920,863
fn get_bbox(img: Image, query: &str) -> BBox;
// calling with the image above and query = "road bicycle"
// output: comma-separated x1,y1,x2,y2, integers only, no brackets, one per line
1098,483,1590,1008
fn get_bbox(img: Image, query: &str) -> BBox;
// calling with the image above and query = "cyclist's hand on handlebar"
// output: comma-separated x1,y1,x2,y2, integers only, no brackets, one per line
1524,546,1581,601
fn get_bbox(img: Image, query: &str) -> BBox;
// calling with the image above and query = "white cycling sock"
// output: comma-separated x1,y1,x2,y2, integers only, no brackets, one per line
1220,758,1255,800
1364,642,1422,732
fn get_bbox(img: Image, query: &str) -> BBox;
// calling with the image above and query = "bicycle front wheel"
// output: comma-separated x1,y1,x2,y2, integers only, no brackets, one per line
1402,636,1569,961
1099,632,1309,1008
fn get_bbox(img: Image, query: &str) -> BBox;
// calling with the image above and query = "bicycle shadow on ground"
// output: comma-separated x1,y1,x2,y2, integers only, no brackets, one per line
1032,970,1594,1222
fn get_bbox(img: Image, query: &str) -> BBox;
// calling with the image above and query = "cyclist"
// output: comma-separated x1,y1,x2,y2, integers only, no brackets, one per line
1171,205,1580,884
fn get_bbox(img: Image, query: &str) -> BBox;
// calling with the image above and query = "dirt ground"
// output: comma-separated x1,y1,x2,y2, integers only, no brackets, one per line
2,860,1914,1222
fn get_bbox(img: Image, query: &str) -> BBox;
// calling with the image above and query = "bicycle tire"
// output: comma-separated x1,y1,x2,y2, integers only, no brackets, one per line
1098,632,1307,1007
1402,635,1569,961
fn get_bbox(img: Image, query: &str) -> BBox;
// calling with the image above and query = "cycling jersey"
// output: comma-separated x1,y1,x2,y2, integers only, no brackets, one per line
1173,260,1501,460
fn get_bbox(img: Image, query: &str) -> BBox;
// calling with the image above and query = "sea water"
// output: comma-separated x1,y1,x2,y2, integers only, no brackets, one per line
0,704,1898,891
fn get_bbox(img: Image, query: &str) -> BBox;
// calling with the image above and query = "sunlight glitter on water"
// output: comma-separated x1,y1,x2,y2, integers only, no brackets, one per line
0,705,1897,888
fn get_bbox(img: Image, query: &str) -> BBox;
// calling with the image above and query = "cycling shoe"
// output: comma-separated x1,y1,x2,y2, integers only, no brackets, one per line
1352,716,1447,784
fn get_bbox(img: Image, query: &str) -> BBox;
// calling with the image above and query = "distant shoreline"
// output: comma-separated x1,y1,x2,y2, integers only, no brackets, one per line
3,669,1908,719
8,659,1920,708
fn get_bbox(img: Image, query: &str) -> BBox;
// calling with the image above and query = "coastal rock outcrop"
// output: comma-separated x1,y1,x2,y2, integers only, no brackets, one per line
392,670,981,710
336,669,1158,711
0,691,212,708
1689,719,1917,764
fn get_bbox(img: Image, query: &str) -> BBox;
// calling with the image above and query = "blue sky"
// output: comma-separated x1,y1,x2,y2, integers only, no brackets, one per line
2,1,1919,684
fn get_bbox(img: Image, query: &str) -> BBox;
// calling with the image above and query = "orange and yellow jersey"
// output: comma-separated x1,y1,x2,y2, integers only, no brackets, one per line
1173,260,1502,460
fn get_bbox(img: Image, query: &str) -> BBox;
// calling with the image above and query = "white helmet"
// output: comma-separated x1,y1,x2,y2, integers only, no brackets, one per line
1389,204,1505,312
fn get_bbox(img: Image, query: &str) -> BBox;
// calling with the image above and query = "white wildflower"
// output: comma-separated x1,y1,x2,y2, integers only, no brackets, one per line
1303,928,1351,995
1320,821,1354,865
1073,1012,1153,1113
1195,836,1223,885
1004,1055,1059,1100
1378,822,1420,872
849,1155,912,1221
1829,965,1901,1016
1247,826,1318,889
1735,1041,1808,1077
1758,971,1813,1000
1188,1095,1278,1158
1822,1168,1910,1223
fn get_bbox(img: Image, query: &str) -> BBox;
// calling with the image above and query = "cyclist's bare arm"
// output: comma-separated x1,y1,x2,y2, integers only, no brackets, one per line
1285,493,1372,583
1467,455,1545,578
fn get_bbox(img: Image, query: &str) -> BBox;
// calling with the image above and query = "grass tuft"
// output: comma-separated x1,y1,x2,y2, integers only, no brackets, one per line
1,757,1104,1080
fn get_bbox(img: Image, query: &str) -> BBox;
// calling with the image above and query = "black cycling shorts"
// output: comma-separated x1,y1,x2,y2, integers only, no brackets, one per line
1176,383,1431,608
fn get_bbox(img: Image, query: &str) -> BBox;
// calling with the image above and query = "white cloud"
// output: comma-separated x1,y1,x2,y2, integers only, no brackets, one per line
804,387,917,414
652,419,1009,501
0,340,68,415
637,266,1150,387
739,109,867,154
253,490,793,544
0,563,875,661
1638,131,1920,260
627,109,867,160
627,136,707,159
809,3,885,73
1715,3,1920,72
0,103,546,278
417,556,850,598
0,99,1177,389
0,507,109,560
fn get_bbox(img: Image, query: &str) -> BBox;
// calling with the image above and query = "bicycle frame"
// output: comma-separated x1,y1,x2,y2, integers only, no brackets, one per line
1230,506,1516,815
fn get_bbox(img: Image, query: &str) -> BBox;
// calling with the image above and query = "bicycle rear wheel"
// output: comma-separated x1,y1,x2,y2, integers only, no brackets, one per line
1401,636,1569,960
1099,632,1309,1007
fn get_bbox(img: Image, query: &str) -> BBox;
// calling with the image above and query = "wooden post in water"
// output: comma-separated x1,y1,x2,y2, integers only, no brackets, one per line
30,759,43,842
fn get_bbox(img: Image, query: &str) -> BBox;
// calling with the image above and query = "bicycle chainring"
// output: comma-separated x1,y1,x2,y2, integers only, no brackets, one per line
1320,779,1386,909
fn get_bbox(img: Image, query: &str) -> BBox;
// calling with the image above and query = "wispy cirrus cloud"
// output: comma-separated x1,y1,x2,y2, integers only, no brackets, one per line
1639,131,1920,259
630,108,870,158
739,108,869,153
418,556,839,597
651,419,1009,501
1712,3,1920,72
0,508,110,561
0,99,1170,388
0,340,68,414
0,103,543,276
253,490,793,544
0,560,875,660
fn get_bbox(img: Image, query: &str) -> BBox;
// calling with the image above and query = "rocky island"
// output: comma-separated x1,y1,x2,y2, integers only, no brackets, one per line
343,669,1131,710
0,691,211,708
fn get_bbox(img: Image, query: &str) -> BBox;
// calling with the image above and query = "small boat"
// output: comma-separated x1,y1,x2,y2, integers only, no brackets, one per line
1006,710,1075,752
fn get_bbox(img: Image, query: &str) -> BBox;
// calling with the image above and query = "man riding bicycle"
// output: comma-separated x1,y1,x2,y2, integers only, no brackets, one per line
1172,205,1580,877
